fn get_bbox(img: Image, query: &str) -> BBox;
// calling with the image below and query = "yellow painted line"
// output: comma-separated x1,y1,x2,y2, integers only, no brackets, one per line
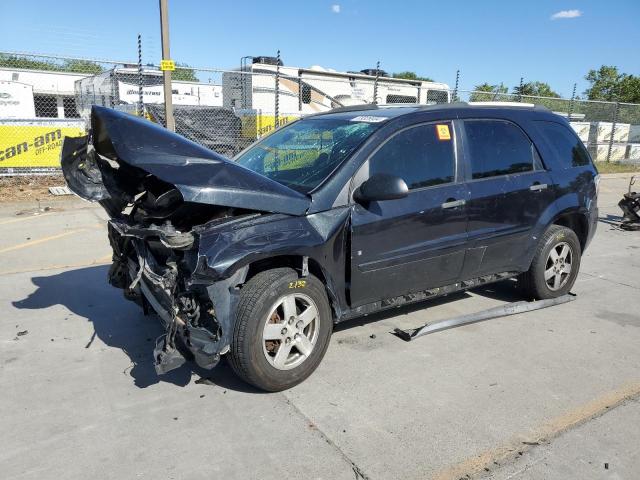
0,255,112,276
0,212,55,226
432,381,640,480
0,229,85,254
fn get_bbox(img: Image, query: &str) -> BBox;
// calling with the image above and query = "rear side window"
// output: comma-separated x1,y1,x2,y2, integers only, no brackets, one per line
535,121,591,167
464,120,534,179
368,123,455,189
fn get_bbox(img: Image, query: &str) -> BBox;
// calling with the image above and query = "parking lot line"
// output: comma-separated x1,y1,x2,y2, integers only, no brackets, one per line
0,212,55,226
0,229,85,254
432,381,640,480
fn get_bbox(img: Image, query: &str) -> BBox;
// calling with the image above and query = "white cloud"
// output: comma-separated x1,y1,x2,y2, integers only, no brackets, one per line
550,9,582,20
331,4,341,13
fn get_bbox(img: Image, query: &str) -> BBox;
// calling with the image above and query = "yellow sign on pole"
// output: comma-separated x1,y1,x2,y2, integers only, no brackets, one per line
160,60,176,71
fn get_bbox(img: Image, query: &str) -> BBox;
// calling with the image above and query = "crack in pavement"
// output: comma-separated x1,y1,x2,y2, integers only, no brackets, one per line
581,271,640,291
281,393,372,480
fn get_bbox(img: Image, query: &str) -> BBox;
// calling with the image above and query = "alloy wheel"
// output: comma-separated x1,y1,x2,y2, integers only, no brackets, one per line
262,293,320,370
544,241,573,291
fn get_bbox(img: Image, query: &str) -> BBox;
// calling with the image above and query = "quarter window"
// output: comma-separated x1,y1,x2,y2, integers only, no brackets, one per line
464,120,534,179
368,123,455,190
535,121,591,167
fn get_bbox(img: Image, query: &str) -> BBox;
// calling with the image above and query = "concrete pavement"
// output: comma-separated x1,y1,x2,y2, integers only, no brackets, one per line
1,175,638,480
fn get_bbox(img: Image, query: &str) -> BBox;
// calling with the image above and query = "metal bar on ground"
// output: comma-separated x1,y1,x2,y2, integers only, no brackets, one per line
393,294,576,342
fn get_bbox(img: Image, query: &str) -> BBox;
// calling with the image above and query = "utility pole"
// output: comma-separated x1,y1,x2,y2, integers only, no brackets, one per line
159,0,175,131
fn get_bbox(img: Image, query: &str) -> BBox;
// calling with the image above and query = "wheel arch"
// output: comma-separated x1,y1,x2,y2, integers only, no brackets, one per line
551,210,589,251
244,254,344,321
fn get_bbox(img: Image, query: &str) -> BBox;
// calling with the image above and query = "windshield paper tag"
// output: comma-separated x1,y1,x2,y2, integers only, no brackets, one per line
436,124,451,140
350,115,386,123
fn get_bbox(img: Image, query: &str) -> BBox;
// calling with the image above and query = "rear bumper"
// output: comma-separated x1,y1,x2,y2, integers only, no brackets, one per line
585,205,598,251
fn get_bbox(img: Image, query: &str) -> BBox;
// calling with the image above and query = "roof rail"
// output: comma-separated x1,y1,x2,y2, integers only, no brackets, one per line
312,103,378,116
468,101,536,108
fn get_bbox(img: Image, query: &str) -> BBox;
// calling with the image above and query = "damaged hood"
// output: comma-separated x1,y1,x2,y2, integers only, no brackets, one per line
64,106,310,215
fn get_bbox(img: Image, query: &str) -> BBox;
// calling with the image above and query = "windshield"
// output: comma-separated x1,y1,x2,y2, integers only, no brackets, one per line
235,117,381,193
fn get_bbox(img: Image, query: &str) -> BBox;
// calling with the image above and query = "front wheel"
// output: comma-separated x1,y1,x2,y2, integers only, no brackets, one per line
520,225,581,300
229,268,333,392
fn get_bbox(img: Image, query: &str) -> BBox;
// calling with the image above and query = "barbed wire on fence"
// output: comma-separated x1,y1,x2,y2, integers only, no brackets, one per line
1,51,639,175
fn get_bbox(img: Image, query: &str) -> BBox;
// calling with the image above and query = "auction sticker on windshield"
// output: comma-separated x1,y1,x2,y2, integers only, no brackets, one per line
436,124,451,140
350,115,386,123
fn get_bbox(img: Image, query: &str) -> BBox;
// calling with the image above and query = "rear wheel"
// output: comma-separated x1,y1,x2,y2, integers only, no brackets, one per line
520,225,581,300
229,268,332,392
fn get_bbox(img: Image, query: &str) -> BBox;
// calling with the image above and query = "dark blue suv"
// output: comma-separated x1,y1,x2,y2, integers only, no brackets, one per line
63,104,599,391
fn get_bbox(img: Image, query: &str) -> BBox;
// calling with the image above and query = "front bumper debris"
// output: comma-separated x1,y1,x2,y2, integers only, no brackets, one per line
110,219,247,375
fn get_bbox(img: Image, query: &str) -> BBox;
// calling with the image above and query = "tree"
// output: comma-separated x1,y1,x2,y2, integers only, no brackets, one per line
512,81,560,98
469,83,508,101
172,62,198,82
0,54,103,74
585,65,640,103
618,75,640,104
585,66,621,101
62,59,104,74
392,71,433,82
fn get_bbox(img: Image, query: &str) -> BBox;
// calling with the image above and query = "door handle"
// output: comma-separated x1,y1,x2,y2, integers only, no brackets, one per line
441,199,465,209
530,183,548,192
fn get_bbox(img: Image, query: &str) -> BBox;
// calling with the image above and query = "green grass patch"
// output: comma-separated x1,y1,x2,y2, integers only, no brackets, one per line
595,162,640,174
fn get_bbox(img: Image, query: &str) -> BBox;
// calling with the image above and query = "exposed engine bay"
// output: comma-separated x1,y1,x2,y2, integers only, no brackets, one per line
60,106,322,374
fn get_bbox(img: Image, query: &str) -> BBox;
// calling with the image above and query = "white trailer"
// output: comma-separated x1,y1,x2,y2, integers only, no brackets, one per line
74,67,222,117
0,68,87,118
223,57,450,139
0,80,36,118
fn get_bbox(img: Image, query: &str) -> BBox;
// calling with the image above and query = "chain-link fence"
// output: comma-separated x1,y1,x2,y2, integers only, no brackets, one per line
1,51,639,175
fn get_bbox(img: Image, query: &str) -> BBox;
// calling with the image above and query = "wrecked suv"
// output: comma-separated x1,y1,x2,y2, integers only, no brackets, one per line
62,104,598,391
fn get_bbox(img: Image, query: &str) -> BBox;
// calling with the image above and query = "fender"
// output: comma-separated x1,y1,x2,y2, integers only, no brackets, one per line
522,194,592,270
192,207,352,315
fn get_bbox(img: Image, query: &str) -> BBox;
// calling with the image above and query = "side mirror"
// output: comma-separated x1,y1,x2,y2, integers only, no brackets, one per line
354,173,409,203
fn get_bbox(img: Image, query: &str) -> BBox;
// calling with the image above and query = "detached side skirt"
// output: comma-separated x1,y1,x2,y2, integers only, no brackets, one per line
394,294,576,342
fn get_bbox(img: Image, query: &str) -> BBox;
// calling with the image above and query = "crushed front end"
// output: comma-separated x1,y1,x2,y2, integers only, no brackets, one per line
61,106,311,375
107,218,246,374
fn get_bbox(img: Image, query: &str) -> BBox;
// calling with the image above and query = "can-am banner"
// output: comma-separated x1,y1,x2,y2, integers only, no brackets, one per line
0,120,85,168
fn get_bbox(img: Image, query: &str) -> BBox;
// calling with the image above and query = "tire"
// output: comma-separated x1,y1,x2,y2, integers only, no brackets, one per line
520,225,581,300
229,267,333,392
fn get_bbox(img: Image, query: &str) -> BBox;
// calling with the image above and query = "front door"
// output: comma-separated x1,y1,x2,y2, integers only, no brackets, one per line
349,122,468,307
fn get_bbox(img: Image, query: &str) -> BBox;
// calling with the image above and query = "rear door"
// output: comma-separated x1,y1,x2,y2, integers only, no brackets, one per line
349,121,468,307
460,119,555,278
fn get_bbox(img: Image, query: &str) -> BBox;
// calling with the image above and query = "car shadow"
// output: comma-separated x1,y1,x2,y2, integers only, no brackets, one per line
11,265,262,393
12,266,525,392
334,291,472,333
472,278,524,302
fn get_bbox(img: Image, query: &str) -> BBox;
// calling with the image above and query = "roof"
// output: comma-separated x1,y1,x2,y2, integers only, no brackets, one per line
308,102,556,122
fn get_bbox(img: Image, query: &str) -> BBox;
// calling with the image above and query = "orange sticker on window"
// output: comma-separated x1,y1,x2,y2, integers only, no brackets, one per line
436,124,451,140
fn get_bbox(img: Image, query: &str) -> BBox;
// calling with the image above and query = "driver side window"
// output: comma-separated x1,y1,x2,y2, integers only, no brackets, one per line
368,123,455,190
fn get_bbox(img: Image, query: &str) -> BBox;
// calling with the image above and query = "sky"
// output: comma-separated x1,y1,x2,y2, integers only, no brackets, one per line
1,0,639,97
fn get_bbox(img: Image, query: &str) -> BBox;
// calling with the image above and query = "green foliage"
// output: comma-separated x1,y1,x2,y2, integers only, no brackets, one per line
392,71,433,82
512,81,560,98
172,63,198,82
469,83,508,101
585,65,640,103
0,54,104,74
617,75,640,104
63,59,103,74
